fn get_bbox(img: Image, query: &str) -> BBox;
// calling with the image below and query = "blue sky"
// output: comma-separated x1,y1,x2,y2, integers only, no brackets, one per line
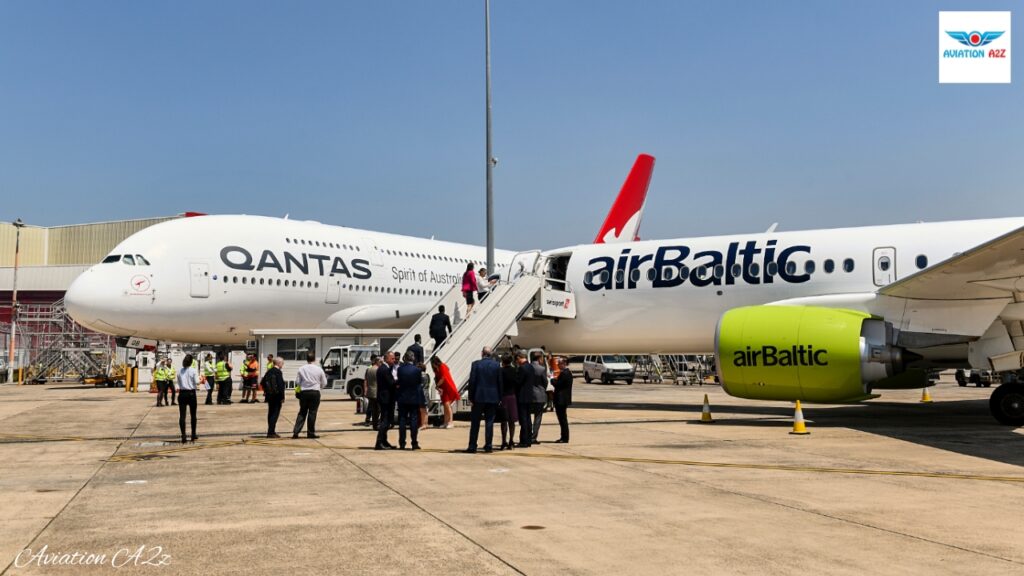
1,1,1020,249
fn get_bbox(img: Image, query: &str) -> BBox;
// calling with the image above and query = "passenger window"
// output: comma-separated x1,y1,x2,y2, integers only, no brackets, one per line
122,255,135,265
766,262,778,276
785,261,796,276
102,255,121,264
878,256,891,271
823,259,835,274
805,260,815,275
714,265,724,279
843,258,855,273
749,263,760,277
916,255,928,269
730,264,742,277
630,269,641,283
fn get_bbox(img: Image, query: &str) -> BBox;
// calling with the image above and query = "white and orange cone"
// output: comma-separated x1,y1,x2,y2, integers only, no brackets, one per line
920,387,933,403
700,394,714,423
790,400,810,435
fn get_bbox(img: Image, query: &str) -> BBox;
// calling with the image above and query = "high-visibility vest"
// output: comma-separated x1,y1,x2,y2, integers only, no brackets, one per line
244,360,258,378
167,367,176,380
216,361,230,382
203,361,216,377
266,361,273,371
154,366,166,381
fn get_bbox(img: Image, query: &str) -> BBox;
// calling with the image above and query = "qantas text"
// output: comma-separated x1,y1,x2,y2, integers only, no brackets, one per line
583,241,811,291
220,246,371,279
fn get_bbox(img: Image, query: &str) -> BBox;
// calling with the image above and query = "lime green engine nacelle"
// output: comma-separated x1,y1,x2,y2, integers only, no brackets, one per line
715,306,909,403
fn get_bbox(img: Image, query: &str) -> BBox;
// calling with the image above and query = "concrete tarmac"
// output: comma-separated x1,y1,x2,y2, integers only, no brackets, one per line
1,376,1023,575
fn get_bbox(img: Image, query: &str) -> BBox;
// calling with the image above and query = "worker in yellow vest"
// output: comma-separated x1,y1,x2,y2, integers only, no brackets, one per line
166,361,177,406
153,362,167,407
266,354,274,373
241,353,260,404
202,353,217,405
215,352,233,405
155,359,173,407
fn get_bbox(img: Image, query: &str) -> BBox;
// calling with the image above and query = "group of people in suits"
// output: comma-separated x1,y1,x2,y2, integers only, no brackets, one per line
373,350,429,450
464,347,573,453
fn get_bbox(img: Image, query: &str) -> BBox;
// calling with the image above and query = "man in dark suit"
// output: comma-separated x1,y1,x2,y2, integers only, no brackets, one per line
260,356,286,438
406,334,425,365
395,352,424,450
465,346,502,453
528,351,549,443
515,351,535,448
552,357,573,443
429,305,452,349
374,352,397,450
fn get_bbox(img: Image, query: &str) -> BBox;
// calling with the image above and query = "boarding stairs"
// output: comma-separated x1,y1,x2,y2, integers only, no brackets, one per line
390,259,575,422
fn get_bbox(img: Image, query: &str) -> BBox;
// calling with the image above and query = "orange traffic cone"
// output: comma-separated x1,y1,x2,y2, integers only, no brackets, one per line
790,400,810,435
700,394,714,423
920,387,933,403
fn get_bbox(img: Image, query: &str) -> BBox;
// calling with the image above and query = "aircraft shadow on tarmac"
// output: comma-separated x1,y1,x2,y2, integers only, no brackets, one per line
571,399,1024,468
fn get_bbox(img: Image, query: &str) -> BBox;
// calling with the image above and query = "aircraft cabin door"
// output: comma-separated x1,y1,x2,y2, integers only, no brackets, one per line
189,262,210,298
361,238,384,266
872,247,896,286
325,278,341,304
507,250,541,281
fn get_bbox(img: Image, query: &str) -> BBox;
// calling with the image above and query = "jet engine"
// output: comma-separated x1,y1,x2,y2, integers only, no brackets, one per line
714,306,911,403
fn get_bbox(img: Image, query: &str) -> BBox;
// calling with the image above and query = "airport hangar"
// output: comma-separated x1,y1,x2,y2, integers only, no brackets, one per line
0,215,195,380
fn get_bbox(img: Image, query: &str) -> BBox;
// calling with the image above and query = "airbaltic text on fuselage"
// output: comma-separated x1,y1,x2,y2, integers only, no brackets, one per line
583,241,811,291
220,246,371,279
733,345,828,367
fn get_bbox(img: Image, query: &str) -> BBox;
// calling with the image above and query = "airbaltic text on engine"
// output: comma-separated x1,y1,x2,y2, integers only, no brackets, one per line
733,345,828,367
220,246,372,279
583,241,811,291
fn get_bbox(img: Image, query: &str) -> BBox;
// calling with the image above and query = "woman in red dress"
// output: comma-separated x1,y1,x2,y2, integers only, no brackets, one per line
431,356,461,428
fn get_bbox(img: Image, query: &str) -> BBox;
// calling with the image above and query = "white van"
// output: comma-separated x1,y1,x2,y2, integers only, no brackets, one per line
583,355,635,385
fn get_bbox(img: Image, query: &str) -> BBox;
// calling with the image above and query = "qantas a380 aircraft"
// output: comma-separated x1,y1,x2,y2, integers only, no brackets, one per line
512,217,1024,425
64,155,656,345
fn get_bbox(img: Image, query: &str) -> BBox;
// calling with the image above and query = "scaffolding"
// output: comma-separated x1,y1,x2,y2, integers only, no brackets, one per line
2,299,116,383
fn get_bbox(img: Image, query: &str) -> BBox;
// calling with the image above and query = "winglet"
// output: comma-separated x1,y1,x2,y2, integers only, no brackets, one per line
594,154,655,244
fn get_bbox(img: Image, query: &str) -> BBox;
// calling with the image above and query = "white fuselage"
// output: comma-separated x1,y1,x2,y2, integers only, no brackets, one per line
66,215,515,344
516,217,1024,355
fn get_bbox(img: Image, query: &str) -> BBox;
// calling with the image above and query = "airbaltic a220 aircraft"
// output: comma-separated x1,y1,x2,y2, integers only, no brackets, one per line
65,155,655,345
513,216,1024,425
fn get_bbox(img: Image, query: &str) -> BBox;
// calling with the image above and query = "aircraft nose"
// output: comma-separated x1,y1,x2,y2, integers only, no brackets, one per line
65,268,106,330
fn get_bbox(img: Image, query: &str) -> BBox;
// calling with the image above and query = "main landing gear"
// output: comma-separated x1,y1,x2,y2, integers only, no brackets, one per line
990,383,1024,426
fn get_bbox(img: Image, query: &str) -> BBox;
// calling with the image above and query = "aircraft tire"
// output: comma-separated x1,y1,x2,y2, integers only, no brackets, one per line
989,383,1024,426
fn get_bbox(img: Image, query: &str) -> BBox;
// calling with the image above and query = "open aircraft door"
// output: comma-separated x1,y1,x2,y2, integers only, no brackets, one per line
508,250,541,281
189,262,210,298
872,247,896,286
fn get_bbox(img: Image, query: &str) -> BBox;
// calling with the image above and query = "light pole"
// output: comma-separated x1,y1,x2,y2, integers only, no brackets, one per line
6,218,24,384
484,0,495,275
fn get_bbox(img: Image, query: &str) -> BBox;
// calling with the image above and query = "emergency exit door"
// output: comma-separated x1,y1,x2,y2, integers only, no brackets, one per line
872,247,896,286
189,262,210,298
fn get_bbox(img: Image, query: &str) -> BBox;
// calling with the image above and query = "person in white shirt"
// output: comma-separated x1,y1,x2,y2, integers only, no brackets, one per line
292,351,327,439
175,354,200,444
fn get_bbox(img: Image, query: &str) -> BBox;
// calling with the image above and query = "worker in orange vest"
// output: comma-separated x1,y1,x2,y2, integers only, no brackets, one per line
240,353,261,404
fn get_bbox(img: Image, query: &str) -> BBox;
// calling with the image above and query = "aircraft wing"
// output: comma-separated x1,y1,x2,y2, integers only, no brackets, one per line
879,225,1024,300
594,154,655,243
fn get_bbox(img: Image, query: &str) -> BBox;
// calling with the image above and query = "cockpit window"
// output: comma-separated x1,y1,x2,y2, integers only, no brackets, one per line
102,255,121,264
135,255,150,266
122,255,136,266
